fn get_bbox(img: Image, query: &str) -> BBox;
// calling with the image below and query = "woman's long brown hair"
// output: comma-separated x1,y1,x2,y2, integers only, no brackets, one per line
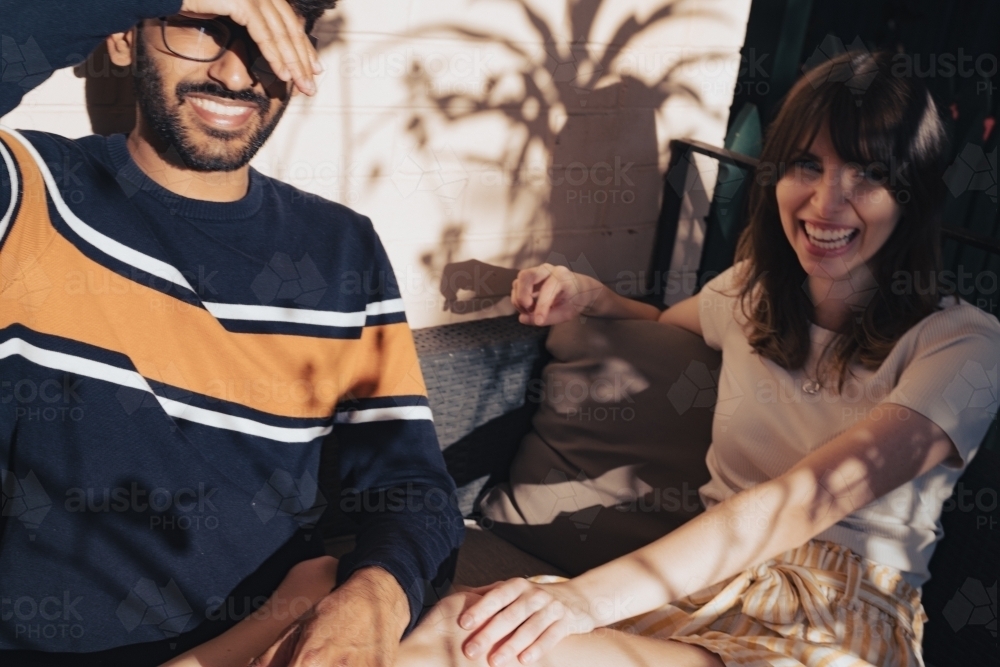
727,50,950,392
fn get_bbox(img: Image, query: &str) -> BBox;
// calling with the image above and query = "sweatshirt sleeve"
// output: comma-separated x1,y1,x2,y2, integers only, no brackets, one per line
0,0,183,117
332,227,464,638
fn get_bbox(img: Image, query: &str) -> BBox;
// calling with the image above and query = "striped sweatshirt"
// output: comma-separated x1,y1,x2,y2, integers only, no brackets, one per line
0,0,462,657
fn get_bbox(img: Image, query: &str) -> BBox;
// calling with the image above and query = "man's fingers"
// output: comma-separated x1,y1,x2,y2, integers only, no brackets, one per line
235,4,289,80
179,0,320,90
270,0,322,77
258,0,315,94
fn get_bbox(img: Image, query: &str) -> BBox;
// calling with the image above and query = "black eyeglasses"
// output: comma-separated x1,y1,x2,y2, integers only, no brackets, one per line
156,15,318,81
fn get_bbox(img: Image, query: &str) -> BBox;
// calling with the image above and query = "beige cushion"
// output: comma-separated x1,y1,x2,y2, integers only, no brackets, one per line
453,521,567,588
479,317,721,574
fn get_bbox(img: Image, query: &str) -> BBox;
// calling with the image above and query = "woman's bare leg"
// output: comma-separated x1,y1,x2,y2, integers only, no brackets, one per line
159,555,339,667
397,592,725,667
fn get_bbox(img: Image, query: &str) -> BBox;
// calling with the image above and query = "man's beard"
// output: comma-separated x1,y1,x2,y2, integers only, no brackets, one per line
132,31,289,172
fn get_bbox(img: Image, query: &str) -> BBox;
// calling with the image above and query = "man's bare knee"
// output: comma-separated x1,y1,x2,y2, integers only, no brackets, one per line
412,591,477,636
403,592,483,665
277,555,338,598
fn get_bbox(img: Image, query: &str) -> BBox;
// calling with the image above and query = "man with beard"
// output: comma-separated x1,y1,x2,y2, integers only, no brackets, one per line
0,1,463,665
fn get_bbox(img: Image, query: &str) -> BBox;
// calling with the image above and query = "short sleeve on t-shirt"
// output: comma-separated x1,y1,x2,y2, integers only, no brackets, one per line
698,262,745,351
883,301,1000,467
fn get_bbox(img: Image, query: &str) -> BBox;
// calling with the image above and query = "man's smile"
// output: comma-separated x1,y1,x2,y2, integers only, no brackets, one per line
185,93,258,129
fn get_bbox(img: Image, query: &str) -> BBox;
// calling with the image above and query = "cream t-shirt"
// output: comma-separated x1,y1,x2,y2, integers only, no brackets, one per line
697,261,1000,587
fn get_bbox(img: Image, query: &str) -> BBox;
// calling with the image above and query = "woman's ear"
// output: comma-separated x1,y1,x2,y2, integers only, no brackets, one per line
106,28,135,68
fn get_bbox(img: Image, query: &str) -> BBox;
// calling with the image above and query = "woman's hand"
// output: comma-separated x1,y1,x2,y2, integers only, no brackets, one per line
457,578,596,666
180,0,322,95
511,263,606,326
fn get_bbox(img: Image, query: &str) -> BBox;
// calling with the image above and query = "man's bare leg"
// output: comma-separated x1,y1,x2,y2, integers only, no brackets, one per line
396,592,726,667
159,555,339,667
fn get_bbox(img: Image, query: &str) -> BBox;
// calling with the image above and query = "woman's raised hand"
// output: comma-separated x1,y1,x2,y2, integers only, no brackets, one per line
458,578,596,666
511,263,606,326
180,0,322,95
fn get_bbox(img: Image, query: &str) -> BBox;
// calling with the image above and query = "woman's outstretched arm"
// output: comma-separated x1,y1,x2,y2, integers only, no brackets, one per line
453,404,959,666
510,263,703,335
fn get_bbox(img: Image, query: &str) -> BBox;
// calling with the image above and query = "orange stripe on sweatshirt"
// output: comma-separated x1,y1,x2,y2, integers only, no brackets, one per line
0,129,427,419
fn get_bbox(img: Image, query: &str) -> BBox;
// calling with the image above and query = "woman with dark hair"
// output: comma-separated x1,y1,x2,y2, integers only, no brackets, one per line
381,49,1000,667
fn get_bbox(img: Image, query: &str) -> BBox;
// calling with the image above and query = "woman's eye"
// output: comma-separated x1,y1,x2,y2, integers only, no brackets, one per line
850,167,886,189
792,158,821,180
865,168,887,184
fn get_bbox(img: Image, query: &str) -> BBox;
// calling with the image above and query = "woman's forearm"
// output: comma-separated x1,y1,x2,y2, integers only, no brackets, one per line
564,469,823,627
584,283,661,321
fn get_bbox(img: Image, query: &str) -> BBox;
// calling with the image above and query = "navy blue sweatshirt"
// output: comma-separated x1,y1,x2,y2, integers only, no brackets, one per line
0,0,463,658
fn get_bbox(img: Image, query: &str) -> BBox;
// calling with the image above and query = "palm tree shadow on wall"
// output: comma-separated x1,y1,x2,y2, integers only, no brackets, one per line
74,15,347,137
388,0,730,312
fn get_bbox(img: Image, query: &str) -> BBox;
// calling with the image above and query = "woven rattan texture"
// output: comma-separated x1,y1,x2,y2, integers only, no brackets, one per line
414,316,547,448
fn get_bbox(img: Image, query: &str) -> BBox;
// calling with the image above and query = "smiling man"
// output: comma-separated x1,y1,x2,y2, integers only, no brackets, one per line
0,1,463,666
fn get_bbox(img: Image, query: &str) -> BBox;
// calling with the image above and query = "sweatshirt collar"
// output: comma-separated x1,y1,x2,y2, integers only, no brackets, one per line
106,133,264,220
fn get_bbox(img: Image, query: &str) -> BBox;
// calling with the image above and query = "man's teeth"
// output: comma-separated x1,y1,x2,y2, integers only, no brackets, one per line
803,221,857,249
189,97,252,117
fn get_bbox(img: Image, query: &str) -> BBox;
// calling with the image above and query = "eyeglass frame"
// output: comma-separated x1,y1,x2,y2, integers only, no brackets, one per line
154,15,318,80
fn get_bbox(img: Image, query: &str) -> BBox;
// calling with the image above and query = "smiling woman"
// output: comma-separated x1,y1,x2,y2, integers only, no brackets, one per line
385,49,1000,667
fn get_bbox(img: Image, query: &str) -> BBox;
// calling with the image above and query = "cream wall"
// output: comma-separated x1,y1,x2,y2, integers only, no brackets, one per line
3,0,752,328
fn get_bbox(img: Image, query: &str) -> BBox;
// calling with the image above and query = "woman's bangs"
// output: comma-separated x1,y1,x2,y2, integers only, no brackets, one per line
826,87,898,170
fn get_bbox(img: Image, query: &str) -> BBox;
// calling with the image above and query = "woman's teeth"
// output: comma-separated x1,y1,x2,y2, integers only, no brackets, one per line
188,97,252,116
803,221,859,249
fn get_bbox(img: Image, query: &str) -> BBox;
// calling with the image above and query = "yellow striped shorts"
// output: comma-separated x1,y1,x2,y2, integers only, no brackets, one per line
534,539,927,666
